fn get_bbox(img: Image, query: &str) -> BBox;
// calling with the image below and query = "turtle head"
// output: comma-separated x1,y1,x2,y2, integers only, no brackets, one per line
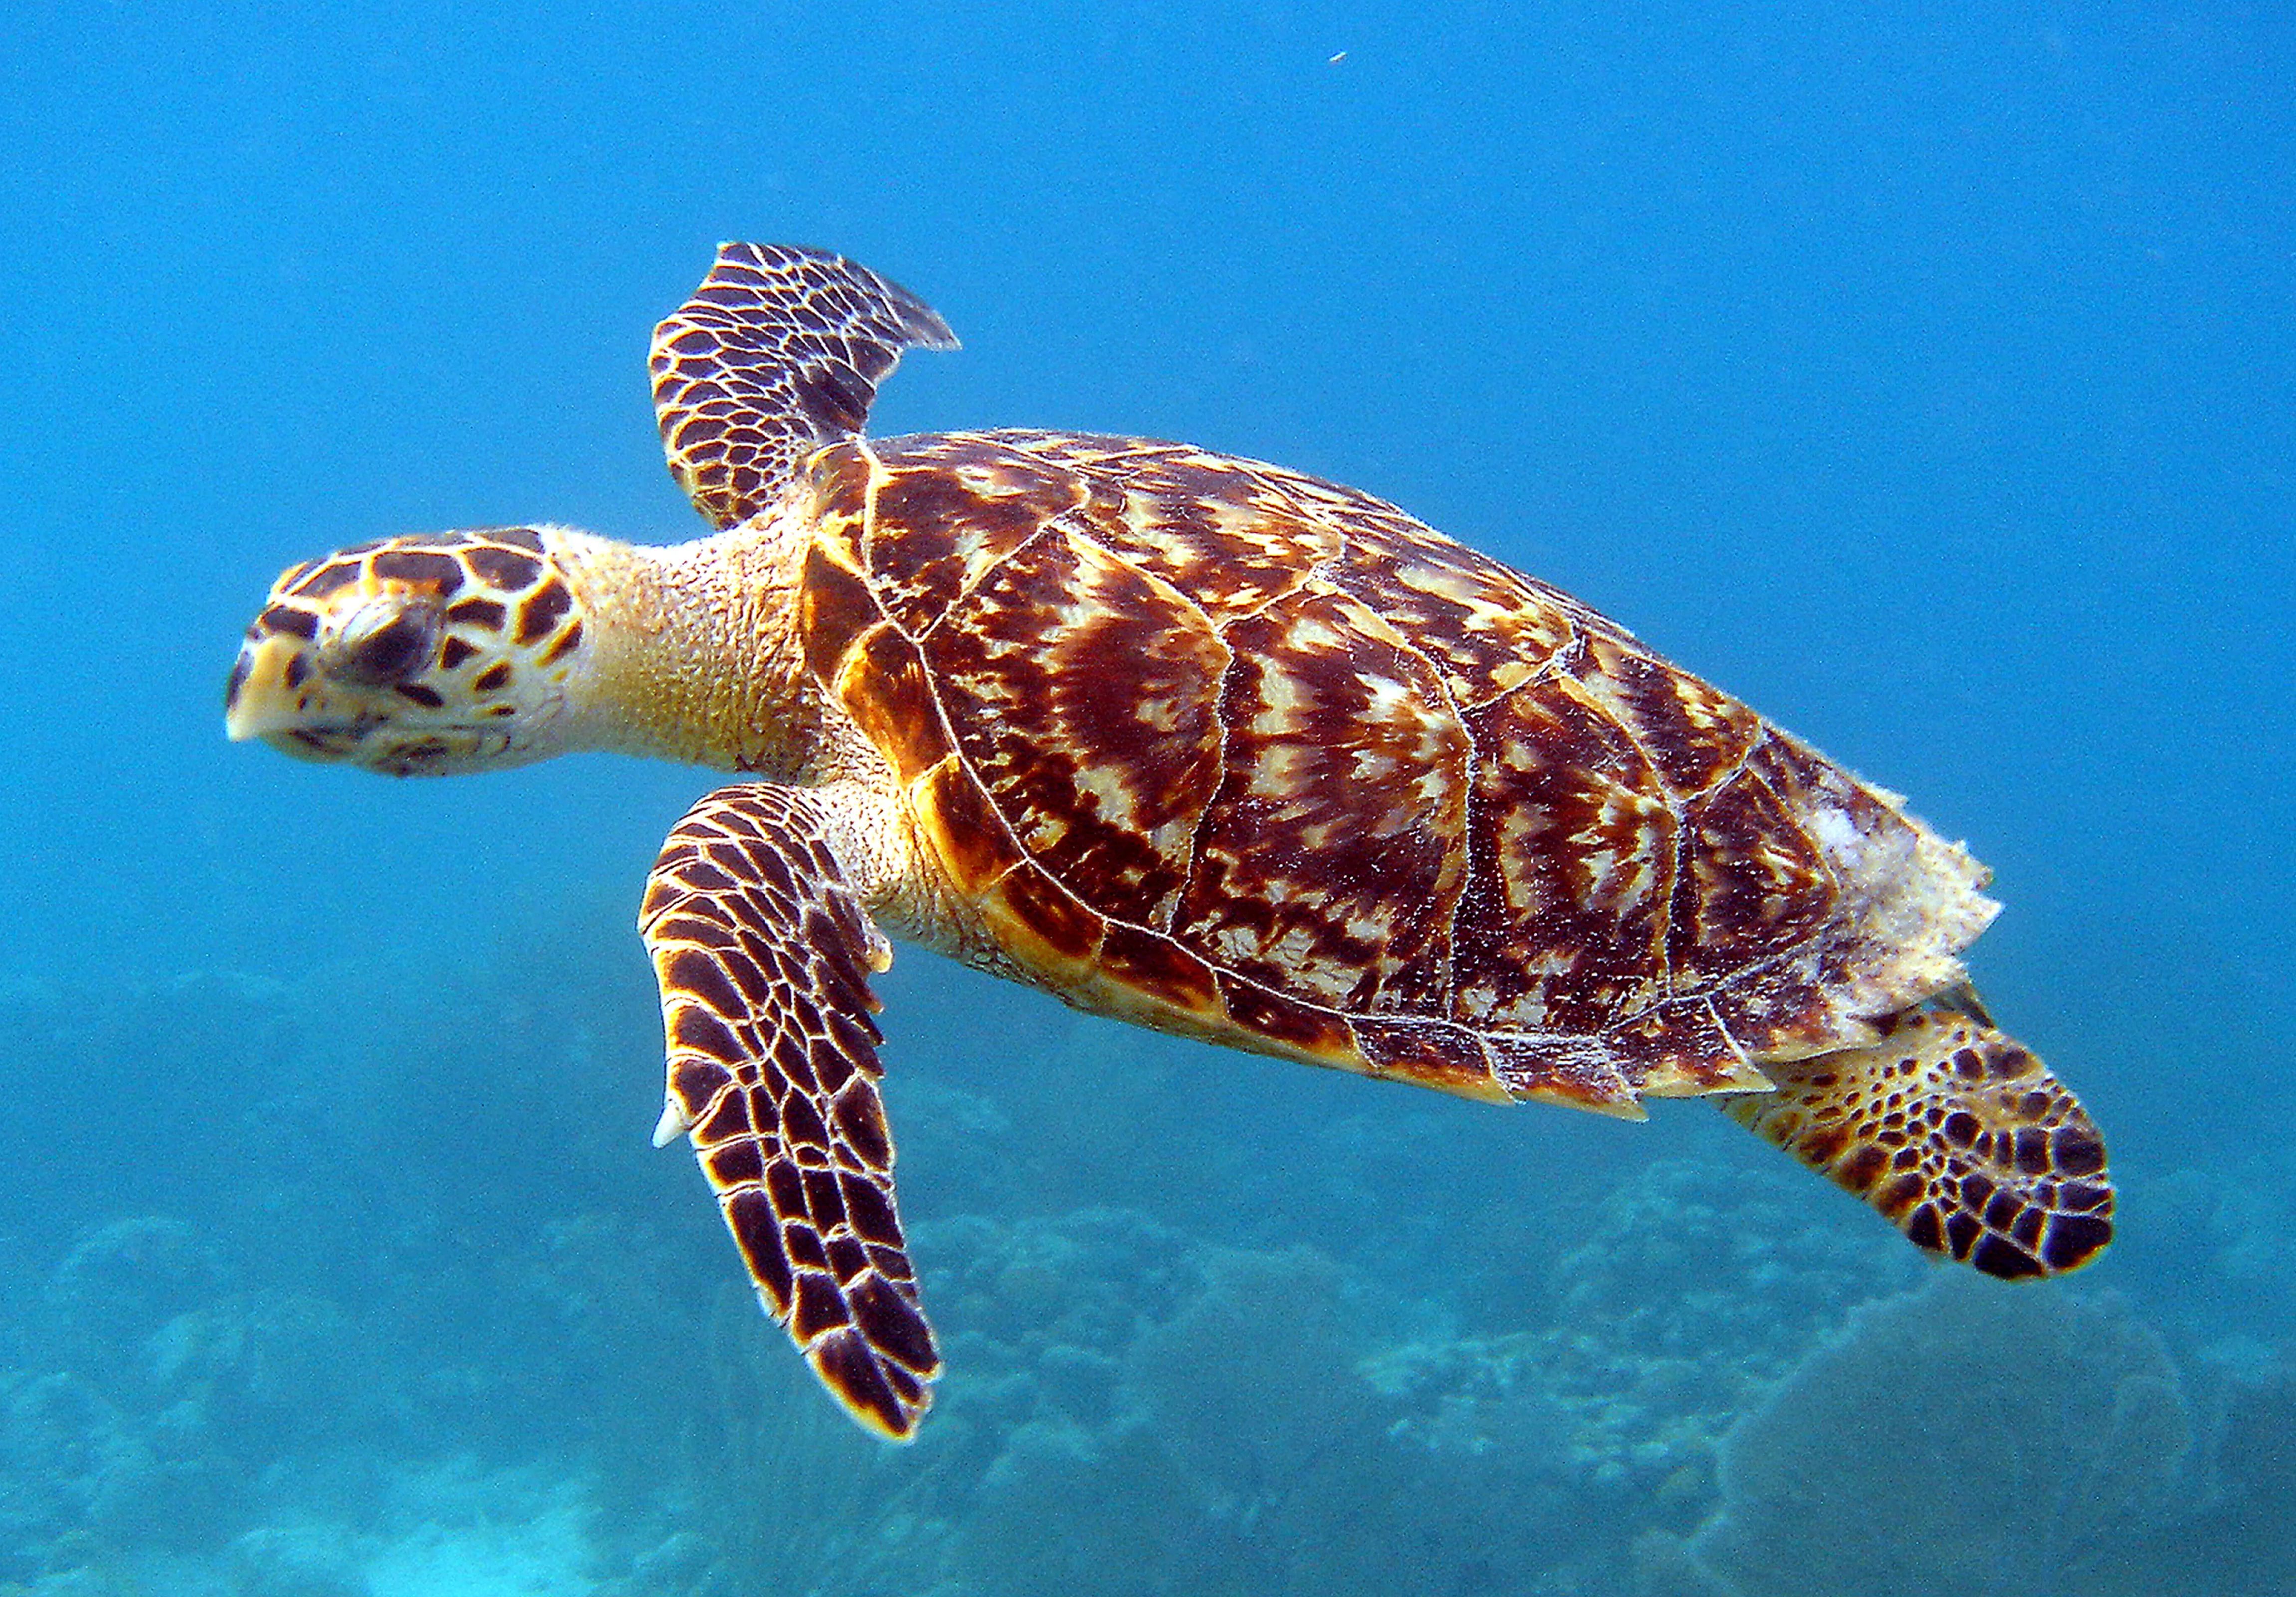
226,526,598,777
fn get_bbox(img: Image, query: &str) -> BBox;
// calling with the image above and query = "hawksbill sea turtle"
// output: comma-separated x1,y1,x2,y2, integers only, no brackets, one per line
225,244,2113,1438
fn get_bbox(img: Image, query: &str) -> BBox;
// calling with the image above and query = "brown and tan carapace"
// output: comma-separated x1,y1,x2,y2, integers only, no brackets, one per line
227,243,2112,1439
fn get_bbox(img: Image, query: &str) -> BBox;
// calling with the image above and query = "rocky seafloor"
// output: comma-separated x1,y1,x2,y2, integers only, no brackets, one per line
1,909,2288,1597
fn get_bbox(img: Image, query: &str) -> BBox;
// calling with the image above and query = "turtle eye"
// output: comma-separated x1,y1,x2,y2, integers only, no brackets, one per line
333,600,441,685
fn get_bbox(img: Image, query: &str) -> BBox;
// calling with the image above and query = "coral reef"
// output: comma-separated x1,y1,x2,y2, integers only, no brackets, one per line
3,946,2290,1597
1367,1153,1918,1523
40,1216,230,1390
0,1371,153,1565
1645,1273,2201,1597
2146,1359,2296,1597
145,1290,391,1459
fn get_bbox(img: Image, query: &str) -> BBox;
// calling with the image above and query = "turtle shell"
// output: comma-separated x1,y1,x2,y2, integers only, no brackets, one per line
797,429,1995,1114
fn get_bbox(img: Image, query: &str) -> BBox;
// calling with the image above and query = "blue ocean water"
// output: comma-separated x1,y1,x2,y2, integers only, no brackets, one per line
3,2,2291,1592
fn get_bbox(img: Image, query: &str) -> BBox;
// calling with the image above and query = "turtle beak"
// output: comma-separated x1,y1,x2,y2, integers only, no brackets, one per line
224,632,313,742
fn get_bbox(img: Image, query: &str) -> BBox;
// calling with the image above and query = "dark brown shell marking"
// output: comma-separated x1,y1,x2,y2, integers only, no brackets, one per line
802,430,1962,1110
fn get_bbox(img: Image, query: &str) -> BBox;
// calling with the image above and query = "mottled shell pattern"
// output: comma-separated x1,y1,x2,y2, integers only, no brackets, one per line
797,429,1991,1115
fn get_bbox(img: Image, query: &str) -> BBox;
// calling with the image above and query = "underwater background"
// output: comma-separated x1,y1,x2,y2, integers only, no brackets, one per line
3,2,2291,1593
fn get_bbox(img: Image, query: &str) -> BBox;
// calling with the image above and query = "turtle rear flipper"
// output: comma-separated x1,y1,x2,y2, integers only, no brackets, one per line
641,781,940,1437
1718,1002,2113,1278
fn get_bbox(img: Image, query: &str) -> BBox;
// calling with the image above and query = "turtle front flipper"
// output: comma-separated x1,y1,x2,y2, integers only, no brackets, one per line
651,242,959,528
640,782,939,1438
1717,1001,2114,1279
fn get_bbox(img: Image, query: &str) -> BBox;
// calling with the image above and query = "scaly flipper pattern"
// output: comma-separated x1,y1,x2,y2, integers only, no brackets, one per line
1718,1000,2113,1278
651,242,959,528
640,782,939,1436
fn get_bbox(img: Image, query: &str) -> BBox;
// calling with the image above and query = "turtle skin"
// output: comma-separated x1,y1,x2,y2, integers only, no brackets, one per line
227,246,2113,1441
795,427,1993,1116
